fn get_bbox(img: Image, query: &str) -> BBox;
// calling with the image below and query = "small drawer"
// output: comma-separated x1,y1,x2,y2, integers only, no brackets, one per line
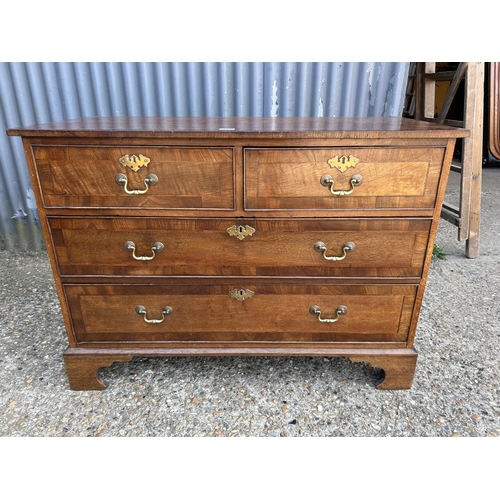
244,147,446,211
32,146,234,209
49,217,431,278
65,283,417,344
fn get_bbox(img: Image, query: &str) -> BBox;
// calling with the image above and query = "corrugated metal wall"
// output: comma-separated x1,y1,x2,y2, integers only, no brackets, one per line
0,62,409,252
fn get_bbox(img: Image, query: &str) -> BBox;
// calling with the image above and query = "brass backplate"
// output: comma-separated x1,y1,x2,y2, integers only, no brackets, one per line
228,289,255,301
119,154,151,172
226,225,256,240
327,155,359,172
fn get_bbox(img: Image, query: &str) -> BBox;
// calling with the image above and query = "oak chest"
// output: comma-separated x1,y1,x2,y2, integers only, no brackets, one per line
8,117,468,390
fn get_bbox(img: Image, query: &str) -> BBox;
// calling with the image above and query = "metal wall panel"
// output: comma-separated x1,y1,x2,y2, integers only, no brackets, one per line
0,62,409,251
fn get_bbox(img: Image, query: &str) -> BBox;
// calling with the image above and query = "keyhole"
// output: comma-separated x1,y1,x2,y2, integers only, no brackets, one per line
239,227,243,233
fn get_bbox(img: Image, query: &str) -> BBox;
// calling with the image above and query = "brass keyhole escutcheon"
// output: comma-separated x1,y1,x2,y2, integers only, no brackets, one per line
327,155,360,172
119,154,151,172
226,225,256,240
228,289,255,301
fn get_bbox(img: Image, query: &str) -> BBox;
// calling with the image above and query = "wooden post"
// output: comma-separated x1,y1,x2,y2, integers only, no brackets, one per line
462,63,484,258
424,62,436,118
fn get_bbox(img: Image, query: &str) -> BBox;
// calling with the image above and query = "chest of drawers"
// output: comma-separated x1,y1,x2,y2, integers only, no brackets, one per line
8,117,468,390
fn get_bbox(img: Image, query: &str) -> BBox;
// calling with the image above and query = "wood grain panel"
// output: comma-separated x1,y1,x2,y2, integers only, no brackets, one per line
32,146,234,209
8,116,470,139
49,217,431,278
64,283,417,343
244,147,445,210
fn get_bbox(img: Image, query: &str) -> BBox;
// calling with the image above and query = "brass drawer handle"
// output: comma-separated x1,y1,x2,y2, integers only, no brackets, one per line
320,173,363,196
124,241,165,261
309,305,347,323
314,241,355,261
115,173,158,194
136,305,173,324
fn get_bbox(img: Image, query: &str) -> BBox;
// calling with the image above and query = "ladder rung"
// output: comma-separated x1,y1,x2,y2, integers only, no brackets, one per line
425,71,464,81
441,203,462,227
442,119,465,128
443,201,460,214
418,117,465,128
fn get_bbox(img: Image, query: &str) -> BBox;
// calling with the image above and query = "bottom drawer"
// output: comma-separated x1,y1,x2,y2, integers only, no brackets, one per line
65,284,417,344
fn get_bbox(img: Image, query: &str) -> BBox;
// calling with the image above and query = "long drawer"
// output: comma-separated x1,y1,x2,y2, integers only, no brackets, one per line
49,217,431,278
32,146,234,209
244,147,446,211
64,283,417,343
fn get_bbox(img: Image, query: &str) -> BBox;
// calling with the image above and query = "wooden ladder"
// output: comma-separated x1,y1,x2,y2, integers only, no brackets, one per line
408,62,484,258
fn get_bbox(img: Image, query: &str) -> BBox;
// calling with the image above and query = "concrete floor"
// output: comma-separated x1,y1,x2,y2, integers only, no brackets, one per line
1,169,499,439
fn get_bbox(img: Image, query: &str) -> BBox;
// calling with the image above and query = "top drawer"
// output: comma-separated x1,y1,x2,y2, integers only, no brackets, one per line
32,146,234,209
244,147,446,211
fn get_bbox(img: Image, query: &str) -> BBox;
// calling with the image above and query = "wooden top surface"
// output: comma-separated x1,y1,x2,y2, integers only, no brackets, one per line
7,116,470,139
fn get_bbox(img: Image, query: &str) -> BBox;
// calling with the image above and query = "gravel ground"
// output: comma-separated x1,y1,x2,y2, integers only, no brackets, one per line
1,170,499,438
